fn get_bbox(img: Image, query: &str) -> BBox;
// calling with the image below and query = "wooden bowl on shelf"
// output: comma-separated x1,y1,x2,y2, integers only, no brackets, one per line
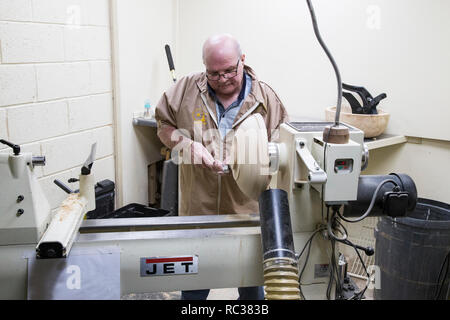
325,106,390,138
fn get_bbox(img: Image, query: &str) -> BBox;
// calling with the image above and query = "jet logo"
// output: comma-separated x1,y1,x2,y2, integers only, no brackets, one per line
140,256,198,277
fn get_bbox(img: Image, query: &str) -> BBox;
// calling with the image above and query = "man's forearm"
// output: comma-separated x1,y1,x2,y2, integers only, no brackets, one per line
158,125,192,150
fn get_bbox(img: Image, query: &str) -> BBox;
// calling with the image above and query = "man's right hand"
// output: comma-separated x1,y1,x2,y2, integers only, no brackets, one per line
190,141,224,173
157,125,224,173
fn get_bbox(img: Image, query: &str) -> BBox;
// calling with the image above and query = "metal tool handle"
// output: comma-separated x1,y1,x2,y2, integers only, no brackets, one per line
165,44,175,71
81,143,97,175
165,44,176,82
336,238,375,256
54,179,74,194
0,139,20,155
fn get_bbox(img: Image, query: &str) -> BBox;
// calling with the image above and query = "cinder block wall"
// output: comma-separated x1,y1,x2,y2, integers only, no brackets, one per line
0,0,115,210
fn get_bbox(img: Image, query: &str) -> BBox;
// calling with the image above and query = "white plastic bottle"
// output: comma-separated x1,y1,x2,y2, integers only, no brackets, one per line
144,99,154,119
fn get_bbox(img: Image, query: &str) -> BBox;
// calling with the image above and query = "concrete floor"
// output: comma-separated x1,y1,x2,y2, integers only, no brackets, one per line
121,288,237,300
121,277,374,300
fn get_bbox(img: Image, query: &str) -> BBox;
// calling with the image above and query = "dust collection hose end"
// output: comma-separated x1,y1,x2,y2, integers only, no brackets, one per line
259,189,302,300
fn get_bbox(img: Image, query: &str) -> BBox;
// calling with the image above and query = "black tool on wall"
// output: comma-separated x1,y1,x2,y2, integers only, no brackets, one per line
165,44,177,83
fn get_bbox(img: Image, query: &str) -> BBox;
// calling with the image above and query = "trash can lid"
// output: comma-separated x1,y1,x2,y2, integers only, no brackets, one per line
389,198,450,229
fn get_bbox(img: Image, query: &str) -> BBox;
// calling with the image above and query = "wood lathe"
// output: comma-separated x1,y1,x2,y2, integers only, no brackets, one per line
0,119,417,299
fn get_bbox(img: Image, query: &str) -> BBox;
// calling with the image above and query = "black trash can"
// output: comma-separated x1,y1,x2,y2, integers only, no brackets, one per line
374,198,450,300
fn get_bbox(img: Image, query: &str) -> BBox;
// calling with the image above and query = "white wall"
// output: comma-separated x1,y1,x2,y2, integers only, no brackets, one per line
111,0,177,206
172,0,450,206
2,1,445,208
364,138,450,203
175,0,450,142
0,0,115,210
111,0,449,206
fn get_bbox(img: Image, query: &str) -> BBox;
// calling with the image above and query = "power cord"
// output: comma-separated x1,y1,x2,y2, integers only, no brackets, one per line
336,179,400,223
304,0,378,300
306,0,343,125
297,226,327,299
327,208,353,299
326,207,374,300
326,238,343,300
327,207,348,241
345,238,370,300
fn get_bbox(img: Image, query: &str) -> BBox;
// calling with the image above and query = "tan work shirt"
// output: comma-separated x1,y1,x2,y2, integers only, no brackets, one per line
155,65,288,216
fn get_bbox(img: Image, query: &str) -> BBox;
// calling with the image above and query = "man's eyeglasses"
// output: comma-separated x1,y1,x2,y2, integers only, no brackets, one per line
206,59,240,81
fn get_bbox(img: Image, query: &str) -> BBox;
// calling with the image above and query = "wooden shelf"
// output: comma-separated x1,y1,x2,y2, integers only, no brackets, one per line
364,134,407,150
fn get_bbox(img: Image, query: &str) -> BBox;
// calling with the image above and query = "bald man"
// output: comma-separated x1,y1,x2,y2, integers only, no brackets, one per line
156,33,288,215
155,34,288,298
